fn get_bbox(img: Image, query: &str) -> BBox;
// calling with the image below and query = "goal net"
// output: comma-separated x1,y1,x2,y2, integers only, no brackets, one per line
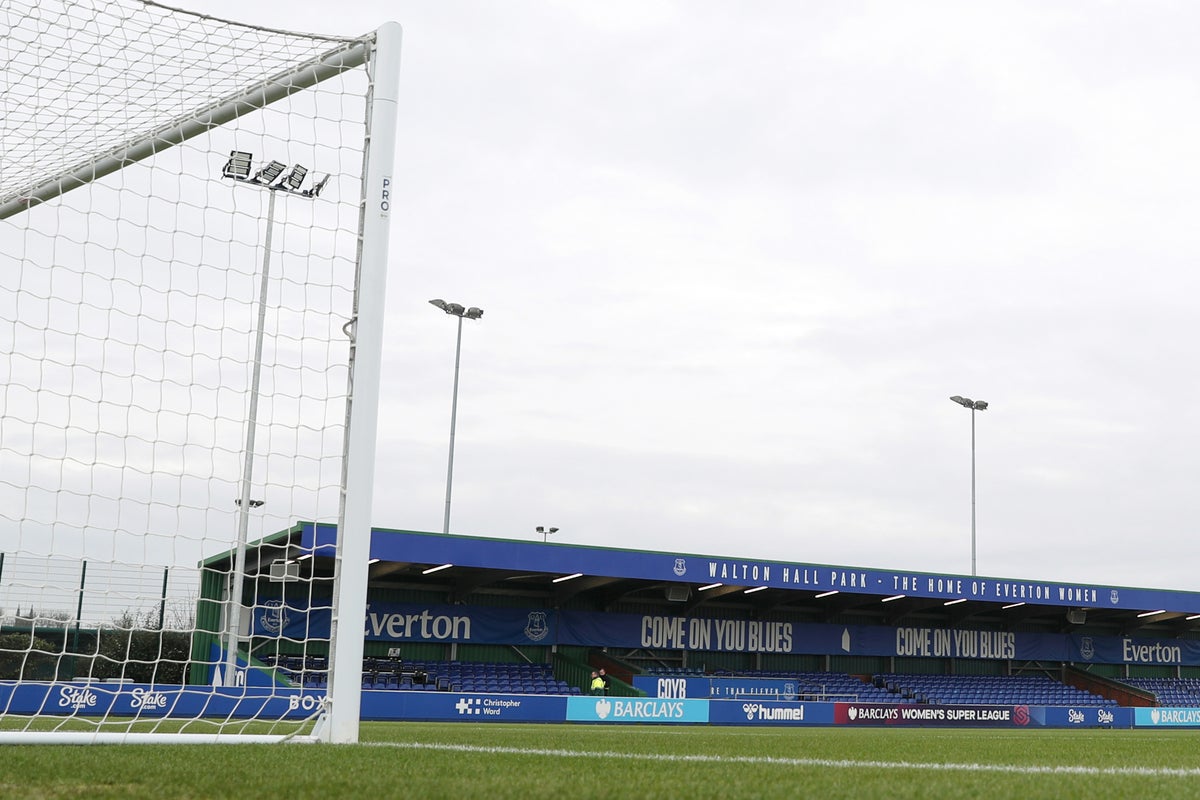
0,0,399,743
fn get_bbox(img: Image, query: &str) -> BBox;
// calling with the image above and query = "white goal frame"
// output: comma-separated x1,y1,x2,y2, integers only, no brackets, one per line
0,6,401,745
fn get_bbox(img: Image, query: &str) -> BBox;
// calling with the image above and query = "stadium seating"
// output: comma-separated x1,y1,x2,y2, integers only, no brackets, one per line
257,654,580,694
874,673,1118,706
1119,677,1200,707
360,658,578,695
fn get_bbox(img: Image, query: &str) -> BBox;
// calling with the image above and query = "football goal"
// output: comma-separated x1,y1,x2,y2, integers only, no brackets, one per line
0,0,400,743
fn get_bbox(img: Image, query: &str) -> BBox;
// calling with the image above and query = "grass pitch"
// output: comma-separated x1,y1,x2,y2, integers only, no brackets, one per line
4,723,1200,799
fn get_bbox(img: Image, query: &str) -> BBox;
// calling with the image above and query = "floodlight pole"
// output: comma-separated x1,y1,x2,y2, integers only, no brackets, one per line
222,157,325,684
949,395,988,577
429,299,483,535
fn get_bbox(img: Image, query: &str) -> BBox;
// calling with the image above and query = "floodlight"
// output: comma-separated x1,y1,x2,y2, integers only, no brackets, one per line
233,498,264,508
253,160,286,185
548,527,559,534
429,298,448,311
464,307,484,319
222,150,253,180
446,302,465,315
282,164,308,191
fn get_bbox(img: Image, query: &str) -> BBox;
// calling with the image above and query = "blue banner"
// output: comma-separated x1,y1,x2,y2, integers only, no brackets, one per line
0,681,323,720
363,690,567,722
634,676,810,700
250,597,1200,666
1038,706,1127,727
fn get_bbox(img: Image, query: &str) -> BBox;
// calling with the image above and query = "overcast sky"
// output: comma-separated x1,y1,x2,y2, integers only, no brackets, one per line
172,1,1200,592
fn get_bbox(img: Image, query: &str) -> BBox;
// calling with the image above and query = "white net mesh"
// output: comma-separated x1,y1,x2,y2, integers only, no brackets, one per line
0,0,388,741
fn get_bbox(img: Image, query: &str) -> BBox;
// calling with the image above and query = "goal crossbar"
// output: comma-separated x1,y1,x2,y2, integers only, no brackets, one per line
0,39,369,220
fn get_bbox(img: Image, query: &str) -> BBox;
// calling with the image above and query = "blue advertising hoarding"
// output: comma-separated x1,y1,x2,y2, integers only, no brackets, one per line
0,682,1140,728
364,690,567,722
0,681,324,720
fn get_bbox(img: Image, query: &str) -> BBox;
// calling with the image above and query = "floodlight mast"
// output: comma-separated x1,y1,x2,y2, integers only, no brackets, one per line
220,150,329,687
429,298,484,534
949,395,988,576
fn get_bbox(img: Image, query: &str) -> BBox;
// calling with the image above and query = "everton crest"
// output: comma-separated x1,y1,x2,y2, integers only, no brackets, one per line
524,611,549,641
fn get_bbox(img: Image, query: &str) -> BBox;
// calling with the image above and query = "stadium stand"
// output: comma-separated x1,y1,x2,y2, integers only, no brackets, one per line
1119,677,1200,707
874,673,1118,706
641,667,1119,706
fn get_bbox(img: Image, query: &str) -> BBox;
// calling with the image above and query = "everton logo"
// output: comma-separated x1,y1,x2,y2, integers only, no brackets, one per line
673,558,687,577
1080,636,1095,661
259,600,288,635
1110,589,1119,605
524,611,549,642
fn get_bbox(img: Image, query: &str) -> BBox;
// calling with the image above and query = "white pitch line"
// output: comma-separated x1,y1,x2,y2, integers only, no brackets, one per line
370,741,1200,778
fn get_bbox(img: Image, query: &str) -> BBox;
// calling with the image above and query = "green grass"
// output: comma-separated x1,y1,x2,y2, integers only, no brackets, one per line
4,723,1200,799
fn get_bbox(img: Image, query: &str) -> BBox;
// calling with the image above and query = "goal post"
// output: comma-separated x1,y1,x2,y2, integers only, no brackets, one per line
0,1,400,744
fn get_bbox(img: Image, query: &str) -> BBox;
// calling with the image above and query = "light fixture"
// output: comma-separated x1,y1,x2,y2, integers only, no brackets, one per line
814,590,839,599
1186,614,1200,621
282,164,308,191
296,553,313,561
421,563,453,575
233,498,264,508
536,526,560,542
253,160,286,185
743,586,768,594
222,150,252,180
1002,602,1025,610
223,152,323,196
552,572,583,584
1136,609,1167,618
943,598,968,606
698,583,723,592
368,558,381,565
881,594,905,603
